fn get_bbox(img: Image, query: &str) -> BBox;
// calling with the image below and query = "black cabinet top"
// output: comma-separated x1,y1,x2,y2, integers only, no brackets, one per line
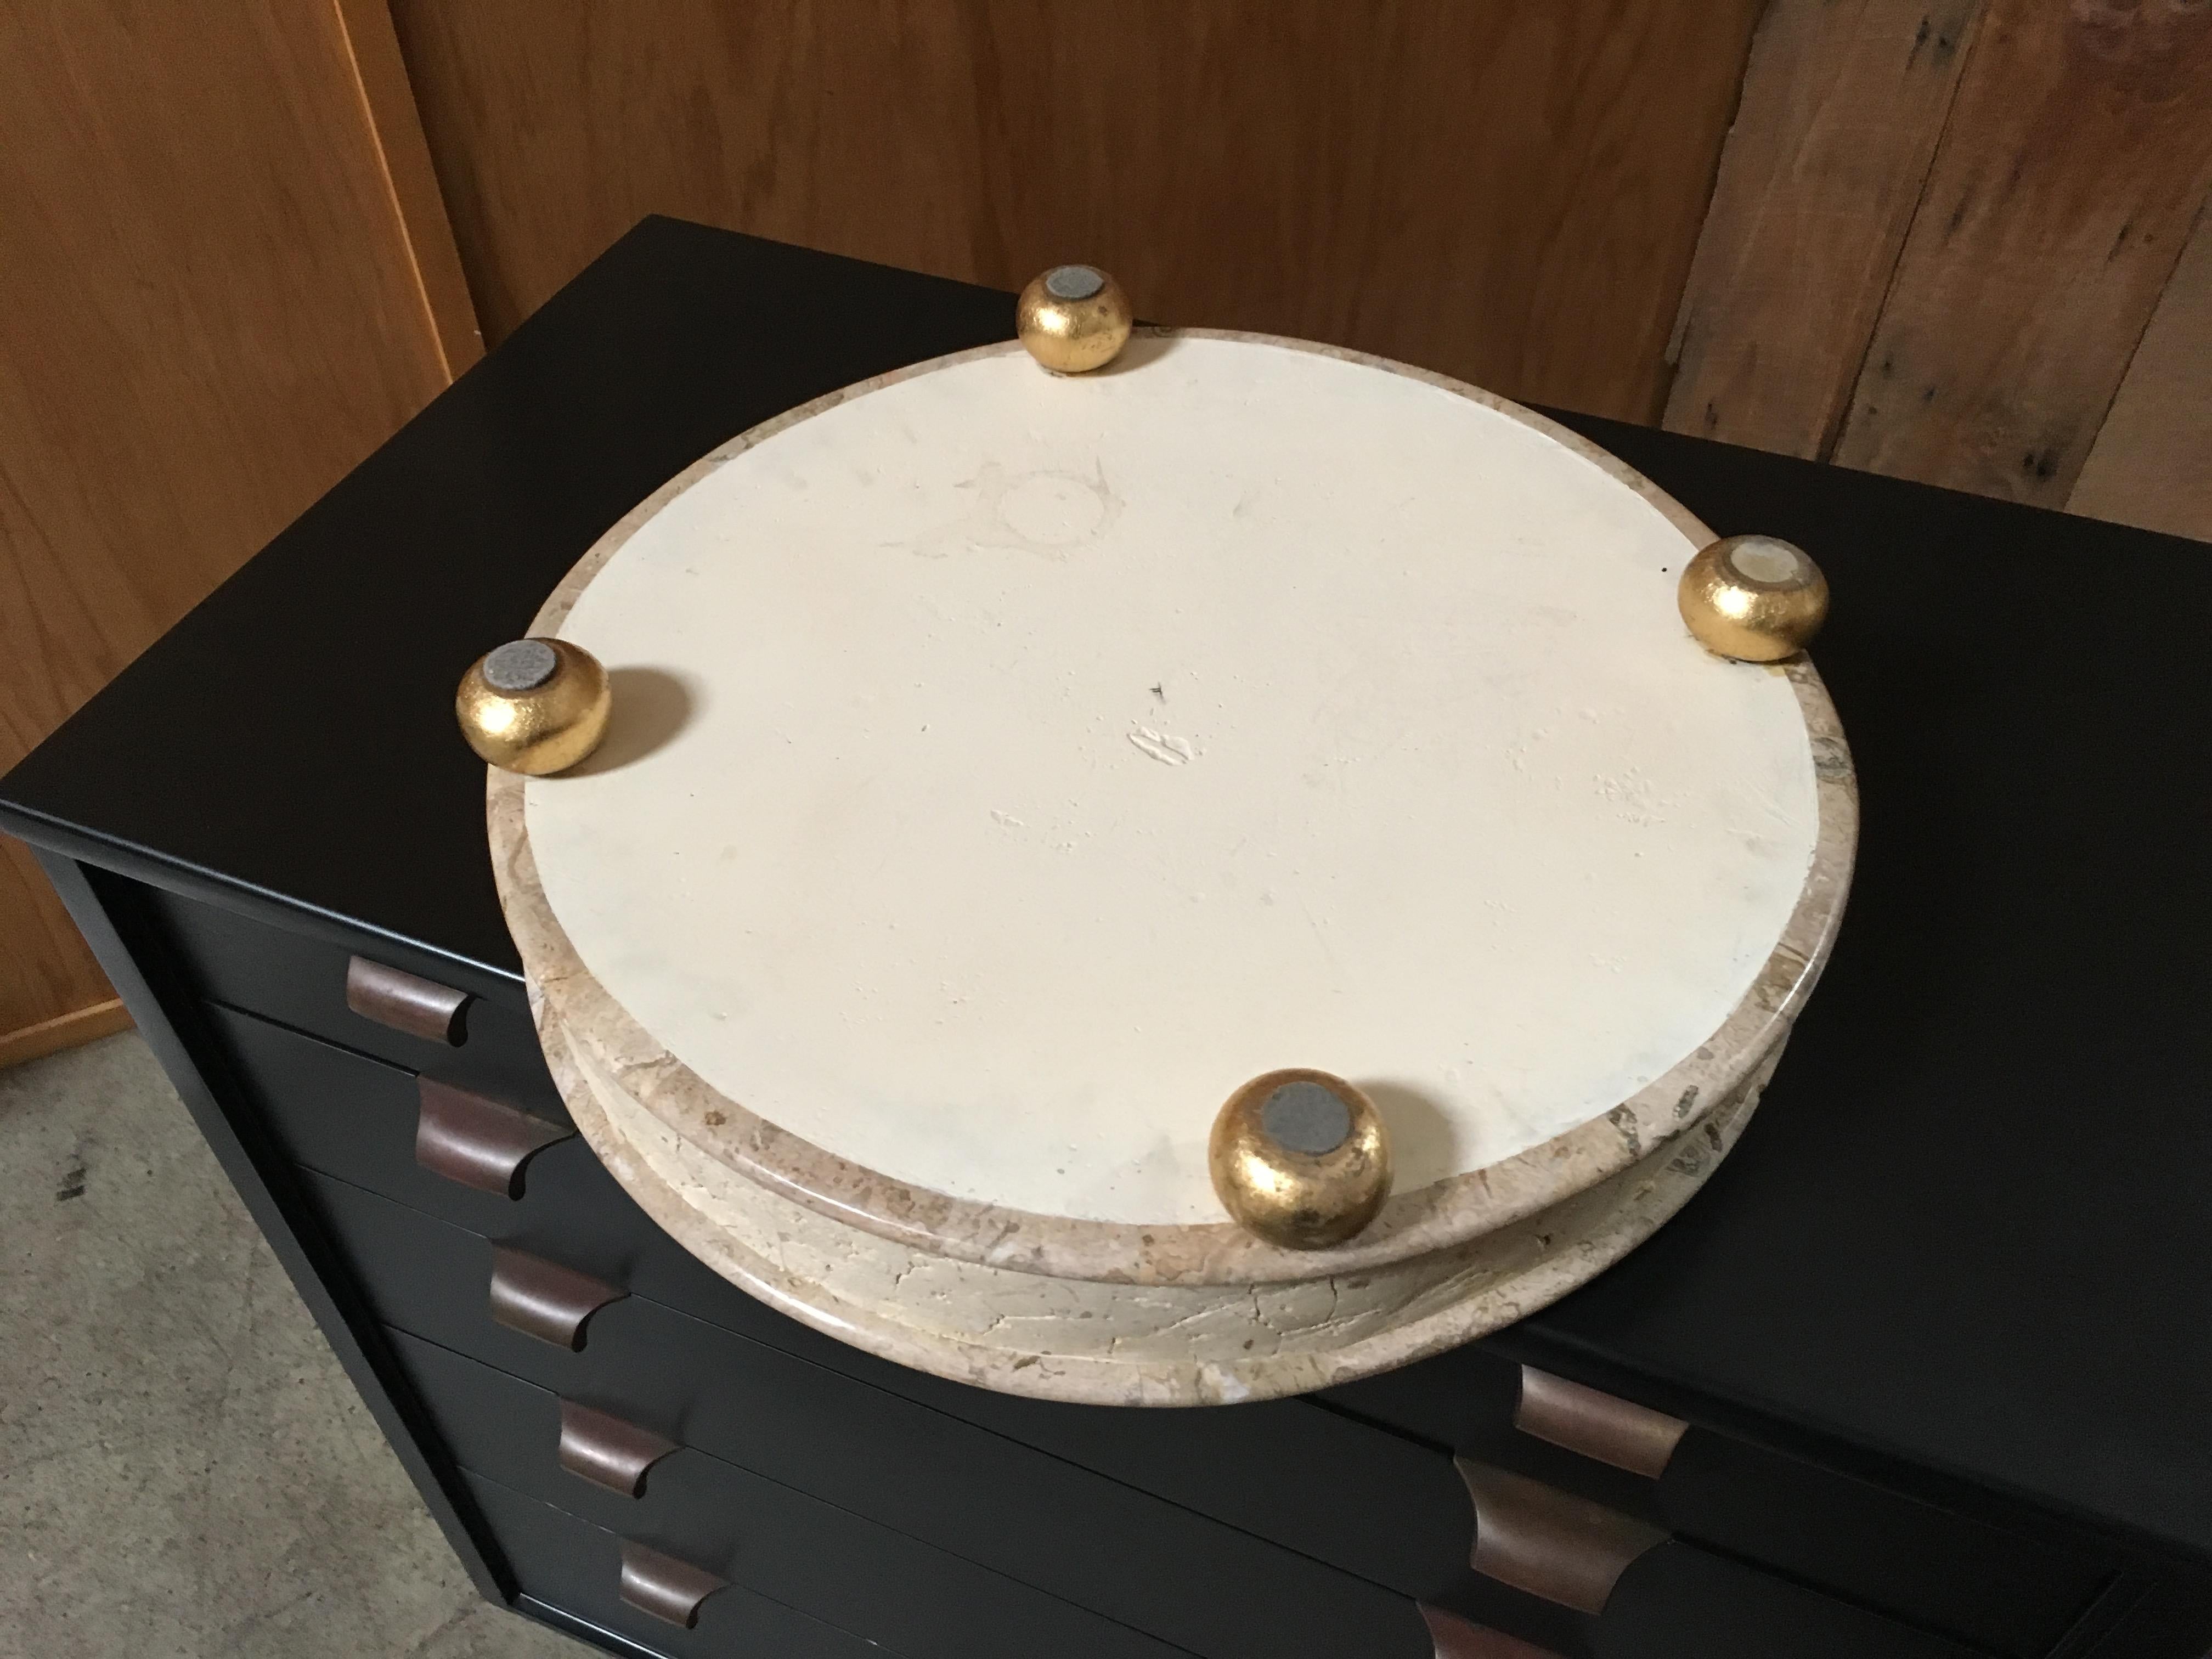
6,217,2207,1570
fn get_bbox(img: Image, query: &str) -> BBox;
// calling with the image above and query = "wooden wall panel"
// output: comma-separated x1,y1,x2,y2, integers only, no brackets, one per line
1662,0,1983,459
0,840,128,1070
335,0,486,377
0,0,469,1062
391,0,1767,424
2067,199,2212,541
1831,0,2212,507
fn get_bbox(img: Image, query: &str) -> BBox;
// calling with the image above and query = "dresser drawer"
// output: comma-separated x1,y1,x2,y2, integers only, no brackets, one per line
401,1330,1185,1659
200,1001,767,1342
463,1468,886,1658
172,886,1475,1602
205,978,1472,1596
204,1001,599,1226
140,881,556,1107
304,1172,1426,1658
196,920,2094,1658
1331,1348,2111,1658
1426,1538,1984,1659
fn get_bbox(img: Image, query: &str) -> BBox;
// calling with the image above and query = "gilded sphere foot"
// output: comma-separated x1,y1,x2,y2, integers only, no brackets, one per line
1210,1069,1392,1250
1016,265,1134,374
1677,535,1829,662
457,637,612,775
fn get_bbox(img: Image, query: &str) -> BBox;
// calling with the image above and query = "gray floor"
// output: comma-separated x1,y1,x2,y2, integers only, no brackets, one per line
0,1032,580,1658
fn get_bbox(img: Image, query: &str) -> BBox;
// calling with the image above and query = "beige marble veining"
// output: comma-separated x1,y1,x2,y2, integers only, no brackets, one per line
544,1003,1778,1405
487,331,1858,1297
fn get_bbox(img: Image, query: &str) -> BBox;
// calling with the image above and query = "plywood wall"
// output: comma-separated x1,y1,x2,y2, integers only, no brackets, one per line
385,0,2207,532
390,0,1768,426
0,0,473,1065
1667,0,2212,529
1663,0,1984,461
1827,0,2212,507
2070,201,2212,540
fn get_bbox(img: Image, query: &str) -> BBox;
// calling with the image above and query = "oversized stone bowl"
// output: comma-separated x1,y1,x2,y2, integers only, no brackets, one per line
488,331,1856,1406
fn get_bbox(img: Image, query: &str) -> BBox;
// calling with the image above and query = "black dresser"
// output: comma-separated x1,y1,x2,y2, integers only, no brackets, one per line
5,218,2207,1659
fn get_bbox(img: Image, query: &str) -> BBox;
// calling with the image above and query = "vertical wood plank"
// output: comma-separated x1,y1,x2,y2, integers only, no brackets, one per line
0,0,453,1060
2067,197,2212,541
391,0,1766,423
1832,0,2212,505
1662,0,1983,459
332,0,485,376
0,836,126,1065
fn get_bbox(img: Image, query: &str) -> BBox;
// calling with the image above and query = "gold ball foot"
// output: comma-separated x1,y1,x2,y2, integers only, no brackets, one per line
1210,1069,1392,1250
456,638,612,775
1015,264,1133,374
1678,535,1829,663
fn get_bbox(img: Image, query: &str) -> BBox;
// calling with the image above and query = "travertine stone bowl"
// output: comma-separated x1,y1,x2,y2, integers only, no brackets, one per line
489,332,1856,1405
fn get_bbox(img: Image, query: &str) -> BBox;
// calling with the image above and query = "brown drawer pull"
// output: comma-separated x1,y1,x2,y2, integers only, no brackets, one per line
488,1246,626,1350
1419,1605,1566,1659
416,1079,573,1197
345,955,470,1045
559,1399,679,1497
1457,1458,1667,1615
619,1539,727,1628
1514,1366,1689,1479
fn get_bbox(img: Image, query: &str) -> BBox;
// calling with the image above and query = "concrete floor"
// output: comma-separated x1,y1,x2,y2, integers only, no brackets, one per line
0,1032,580,1658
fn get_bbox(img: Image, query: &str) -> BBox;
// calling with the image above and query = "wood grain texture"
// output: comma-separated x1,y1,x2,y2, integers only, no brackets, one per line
2068,196,2212,540
332,0,485,376
0,838,120,1069
0,996,131,1073
1832,0,2212,505
389,0,1767,423
0,0,454,1054
1663,0,1984,459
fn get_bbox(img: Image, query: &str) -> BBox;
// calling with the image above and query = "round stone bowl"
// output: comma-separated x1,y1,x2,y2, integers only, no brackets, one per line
489,331,1856,1405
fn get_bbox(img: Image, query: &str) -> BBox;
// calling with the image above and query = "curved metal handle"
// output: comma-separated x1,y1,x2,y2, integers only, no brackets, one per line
488,1246,626,1350
1419,1605,1566,1659
619,1539,726,1628
1515,1367,1688,1479
1457,1458,1667,1615
346,955,470,1045
416,1079,573,1197
559,1399,679,1497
